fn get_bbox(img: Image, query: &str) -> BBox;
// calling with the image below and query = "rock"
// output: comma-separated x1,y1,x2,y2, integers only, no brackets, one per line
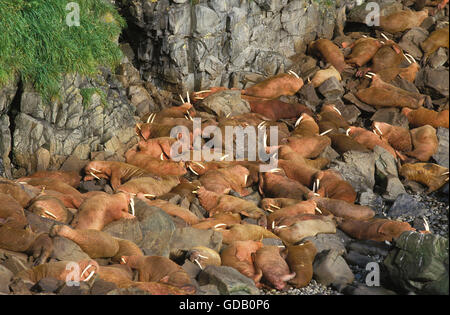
262,238,284,247
30,277,63,293
107,287,150,295
319,145,340,161
135,199,176,257
303,233,347,256
373,146,398,178
370,108,409,129
197,265,259,295
399,27,429,59
57,282,91,295
415,67,449,98
383,176,407,202
383,231,449,295
8,278,33,295
0,265,13,294
318,77,345,100
24,210,64,234
169,227,222,260
1,255,32,276
333,102,361,124
348,240,390,257
51,236,91,262
345,251,373,268
103,218,143,245
332,150,375,193
359,190,385,214
182,260,202,280
197,284,221,295
343,93,376,113
90,279,118,295
299,83,321,110
428,48,448,69
342,283,397,295
433,128,449,168
200,90,250,118
313,249,354,287
389,193,427,218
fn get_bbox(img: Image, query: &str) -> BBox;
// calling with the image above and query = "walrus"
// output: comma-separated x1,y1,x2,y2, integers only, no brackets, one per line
50,225,120,258
345,37,383,67
337,218,416,242
368,40,407,74
292,113,320,137
278,159,321,189
245,97,313,121
199,165,251,197
96,264,134,288
0,178,36,207
355,75,425,109
277,146,330,170
0,192,28,229
274,215,336,245
406,125,438,162
219,224,279,245
421,26,449,61
285,135,332,159
307,193,375,221
186,246,221,269
327,133,371,155
311,66,342,88
71,192,134,231
267,199,318,229
135,137,178,159
314,170,357,204
17,259,99,283
125,150,187,177
317,104,350,134
372,121,413,152
260,198,303,212
196,187,266,224
347,126,398,158
136,122,187,141
308,39,350,73
120,255,196,294
220,240,263,285
253,246,296,291
0,225,53,266
19,170,82,188
241,72,304,99
141,103,196,122
27,195,70,224
112,238,144,263
400,163,449,193
191,213,242,230
379,9,428,34
116,175,180,197
135,196,200,226
258,171,311,200
402,107,449,129
286,242,317,288
84,161,161,191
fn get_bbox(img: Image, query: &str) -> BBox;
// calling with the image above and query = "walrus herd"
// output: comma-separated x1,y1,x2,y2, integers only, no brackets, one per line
0,1,449,295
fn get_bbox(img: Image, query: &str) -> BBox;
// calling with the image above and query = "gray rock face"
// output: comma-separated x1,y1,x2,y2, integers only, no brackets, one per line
332,150,375,193
10,71,136,174
199,90,250,117
416,67,449,97
103,218,143,245
313,249,354,287
388,193,427,218
318,77,345,100
169,227,222,260
433,127,449,168
370,108,409,129
120,0,338,91
0,265,13,293
303,233,347,256
197,265,260,295
51,236,91,262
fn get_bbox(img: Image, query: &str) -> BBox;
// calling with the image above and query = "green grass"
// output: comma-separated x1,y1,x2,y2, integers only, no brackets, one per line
0,0,125,101
80,87,107,108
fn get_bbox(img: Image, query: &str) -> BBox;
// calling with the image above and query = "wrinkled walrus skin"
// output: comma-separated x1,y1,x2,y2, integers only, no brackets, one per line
379,9,429,34
308,39,349,73
241,73,304,100
400,163,449,193
402,107,449,129
286,242,317,288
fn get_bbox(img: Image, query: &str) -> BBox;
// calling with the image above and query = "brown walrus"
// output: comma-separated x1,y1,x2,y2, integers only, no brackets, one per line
379,9,429,34
27,195,70,224
267,199,317,229
0,178,36,208
50,225,120,258
253,246,296,290
241,73,304,100
421,26,449,60
135,137,178,159
400,163,449,193
258,171,311,199
186,246,221,269
278,159,321,189
314,170,357,204
402,107,449,129
199,165,251,197
286,242,317,288
245,97,313,121
308,39,350,73
311,66,342,87
125,150,187,177
345,37,383,67
0,192,28,229
285,135,332,159
220,240,263,285
71,192,134,230
406,125,438,162
19,170,82,188
372,121,413,152
120,255,196,294
308,194,375,221
117,176,180,197
219,224,279,245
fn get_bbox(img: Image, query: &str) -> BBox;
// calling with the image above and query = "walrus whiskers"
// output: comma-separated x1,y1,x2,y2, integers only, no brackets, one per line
44,211,57,219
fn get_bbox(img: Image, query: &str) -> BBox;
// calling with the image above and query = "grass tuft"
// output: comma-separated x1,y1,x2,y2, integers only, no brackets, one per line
0,0,125,101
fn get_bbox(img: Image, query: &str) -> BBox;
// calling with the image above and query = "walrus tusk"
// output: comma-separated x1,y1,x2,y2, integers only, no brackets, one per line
130,197,135,216
142,194,155,198
288,70,300,79
332,106,342,116
423,217,430,232
258,121,267,129
312,181,316,193
380,33,389,41
404,53,417,64
213,223,226,229
315,207,322,214
186,92,190,104
194,259,203,270
362,35,367,38
316,179,320,190
295,115,304,127
441,172,449,176
266,209,274,213
188,165,199,176
314,193,321,197
367,72,376,76
244,174,248,184
90,167,101,173
195,90,211,95
264,132,268,148
192,190,199,194
276,225,288,230
220,154,229,161
385,240,391,246
179,94,185,104
403,53,413,64
374,125,383,135
160,153,164,160
197,254,209,260
136,123,142,130
90,172,100,180
83,270,96,282
269,204,281,210
268,168,283,173
187,113,194,121
226,112,232,118
44,211,57,219
81,264,93,278
146,113,152,123
320,129,333,136
346,128,352,137
196,97,205,100
365,74,373,79
193,162,205,169
271,221,275,230
121,257,126,264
